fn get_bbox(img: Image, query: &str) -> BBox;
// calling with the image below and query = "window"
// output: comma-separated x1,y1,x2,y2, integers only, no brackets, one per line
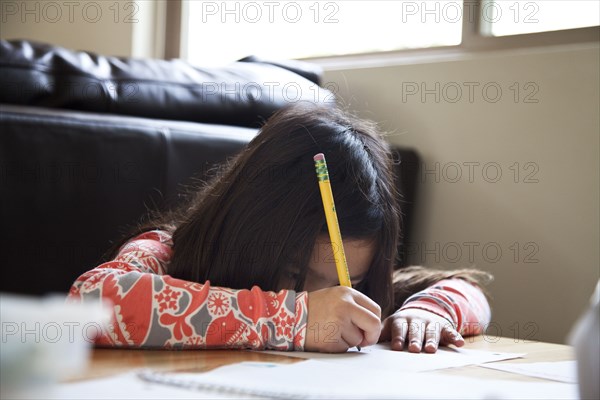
182,1,463,65
480,0,600,37
173,0,600,64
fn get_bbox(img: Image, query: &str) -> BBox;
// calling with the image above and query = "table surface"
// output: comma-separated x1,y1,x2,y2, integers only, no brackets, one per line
71,336,575,384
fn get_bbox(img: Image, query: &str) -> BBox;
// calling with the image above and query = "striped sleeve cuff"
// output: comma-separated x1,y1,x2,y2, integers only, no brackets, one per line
400,291,459,329
399,278,491,334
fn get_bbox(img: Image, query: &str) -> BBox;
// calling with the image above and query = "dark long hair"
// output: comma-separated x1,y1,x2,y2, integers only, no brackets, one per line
108,103,493,317
136,103,401,315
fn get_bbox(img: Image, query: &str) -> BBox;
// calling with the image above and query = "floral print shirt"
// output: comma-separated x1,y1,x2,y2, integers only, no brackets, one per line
68,230,490,350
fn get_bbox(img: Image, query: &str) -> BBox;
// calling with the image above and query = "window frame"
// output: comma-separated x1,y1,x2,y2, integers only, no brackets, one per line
167,0,599,64
461,0,599,50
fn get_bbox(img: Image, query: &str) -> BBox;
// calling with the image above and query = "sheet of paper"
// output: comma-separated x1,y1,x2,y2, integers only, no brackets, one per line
138,360,578,400
47,360,578,400
46,371,236,400
263,343,525,372
480,361,578,383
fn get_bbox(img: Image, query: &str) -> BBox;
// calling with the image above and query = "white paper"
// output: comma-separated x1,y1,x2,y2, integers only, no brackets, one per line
136,360,578,399
480,361,578,383
45,372,237,400
47,359,578,400
263,343,525,372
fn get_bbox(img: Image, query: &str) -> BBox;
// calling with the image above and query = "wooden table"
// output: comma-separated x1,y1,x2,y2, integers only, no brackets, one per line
72,336,575,383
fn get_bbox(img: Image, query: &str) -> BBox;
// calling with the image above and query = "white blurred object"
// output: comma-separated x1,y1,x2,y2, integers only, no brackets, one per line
567,280,600,400
0,294,111,398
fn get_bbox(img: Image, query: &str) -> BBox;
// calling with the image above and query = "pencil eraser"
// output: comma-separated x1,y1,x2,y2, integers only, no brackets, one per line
313,153,325,161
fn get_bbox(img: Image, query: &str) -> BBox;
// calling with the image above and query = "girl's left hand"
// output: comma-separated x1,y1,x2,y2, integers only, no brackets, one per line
379,308,465,353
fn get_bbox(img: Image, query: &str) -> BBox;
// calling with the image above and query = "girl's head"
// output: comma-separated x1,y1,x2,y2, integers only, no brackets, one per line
169,103,400,314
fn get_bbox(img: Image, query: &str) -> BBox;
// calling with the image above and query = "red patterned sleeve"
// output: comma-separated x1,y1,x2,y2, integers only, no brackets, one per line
399,279,491,336
67,231,308,351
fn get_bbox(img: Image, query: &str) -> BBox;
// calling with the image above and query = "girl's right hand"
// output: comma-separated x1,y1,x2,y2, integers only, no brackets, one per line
305,286,381,353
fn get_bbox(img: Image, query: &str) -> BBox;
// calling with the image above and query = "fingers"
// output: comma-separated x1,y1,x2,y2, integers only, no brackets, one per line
407,320,424,353
390,317,408,351
343,289,381,345
423,322,441,353
407,320,445,353
440,325,465,347
305,287,381,353
348,307,381,345
350,289,382,319
388,318,457,353
340,325,365,350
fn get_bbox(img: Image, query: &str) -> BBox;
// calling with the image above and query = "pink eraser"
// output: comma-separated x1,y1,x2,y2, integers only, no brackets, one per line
313,153,325,161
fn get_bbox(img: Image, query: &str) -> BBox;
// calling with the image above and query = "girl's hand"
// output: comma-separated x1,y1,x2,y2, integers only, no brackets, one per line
379,308,465,353
305,286,381,353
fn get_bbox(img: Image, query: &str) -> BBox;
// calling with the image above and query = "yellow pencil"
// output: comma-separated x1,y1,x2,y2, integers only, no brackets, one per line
313,153,352,288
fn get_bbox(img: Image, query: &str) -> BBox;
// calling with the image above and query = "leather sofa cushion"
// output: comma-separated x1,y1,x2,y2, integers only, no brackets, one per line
0,40,334,128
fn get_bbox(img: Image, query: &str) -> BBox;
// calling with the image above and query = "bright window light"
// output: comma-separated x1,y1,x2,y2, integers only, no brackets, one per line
481,0,600,36
184,1,463,66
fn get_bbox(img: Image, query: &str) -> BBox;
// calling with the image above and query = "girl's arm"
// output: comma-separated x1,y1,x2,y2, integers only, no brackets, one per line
67,231,308,350
380,278,491,352
398,278,491,336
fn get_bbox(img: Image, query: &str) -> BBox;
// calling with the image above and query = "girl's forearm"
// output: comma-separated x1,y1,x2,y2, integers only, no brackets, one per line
67,231,308,350
398,278,492,336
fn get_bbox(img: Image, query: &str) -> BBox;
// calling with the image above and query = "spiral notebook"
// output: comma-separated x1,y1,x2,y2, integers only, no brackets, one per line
49,347,576,399
49,359,579,399
133,360,578,400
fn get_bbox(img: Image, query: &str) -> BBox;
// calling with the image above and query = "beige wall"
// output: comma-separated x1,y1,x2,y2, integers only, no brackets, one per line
324,43,600,344
0,0,165,58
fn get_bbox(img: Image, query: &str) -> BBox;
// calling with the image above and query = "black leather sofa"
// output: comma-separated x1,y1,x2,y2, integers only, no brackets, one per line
0,40,419,295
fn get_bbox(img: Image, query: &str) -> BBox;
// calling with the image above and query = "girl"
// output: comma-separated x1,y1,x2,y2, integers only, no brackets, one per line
68,103,491,353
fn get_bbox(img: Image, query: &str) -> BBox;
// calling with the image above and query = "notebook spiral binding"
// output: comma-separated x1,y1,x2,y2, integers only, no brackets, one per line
137,369,313,399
